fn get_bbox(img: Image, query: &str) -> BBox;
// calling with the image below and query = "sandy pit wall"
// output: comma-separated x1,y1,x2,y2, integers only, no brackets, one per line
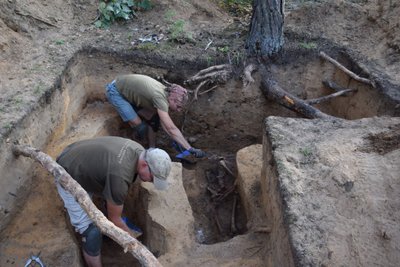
0,51,119,232
262,116,400,267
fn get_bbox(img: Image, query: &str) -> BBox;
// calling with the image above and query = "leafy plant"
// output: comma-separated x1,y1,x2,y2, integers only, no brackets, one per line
95,0,152,28
55,40,65,45
299,147,312,157
169,19,185,40
217,45,230,54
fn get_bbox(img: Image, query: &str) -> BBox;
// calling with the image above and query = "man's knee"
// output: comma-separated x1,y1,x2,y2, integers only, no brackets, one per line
81,223,102,256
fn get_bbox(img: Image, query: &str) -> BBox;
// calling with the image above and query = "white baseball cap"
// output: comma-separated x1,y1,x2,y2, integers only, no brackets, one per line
145,148,172,190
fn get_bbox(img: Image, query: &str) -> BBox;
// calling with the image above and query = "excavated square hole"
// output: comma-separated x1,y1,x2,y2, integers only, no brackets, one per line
0,49,395,266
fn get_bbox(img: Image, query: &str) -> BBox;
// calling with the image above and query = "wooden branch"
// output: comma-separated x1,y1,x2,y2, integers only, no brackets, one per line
261,76,336,119
12,145,162,267
242,64,257,87
323,80,354,94
199,85,218,96
306,89,356,105
319,51,372,85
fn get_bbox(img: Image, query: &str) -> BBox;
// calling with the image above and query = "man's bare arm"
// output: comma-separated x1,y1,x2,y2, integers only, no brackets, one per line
158,109,191,150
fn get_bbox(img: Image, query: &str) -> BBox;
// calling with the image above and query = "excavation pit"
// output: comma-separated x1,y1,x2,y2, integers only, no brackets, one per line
0,49,399,266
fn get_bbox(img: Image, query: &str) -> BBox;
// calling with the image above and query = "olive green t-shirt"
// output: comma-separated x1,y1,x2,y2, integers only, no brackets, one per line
115,74,169,112
56,136,143,205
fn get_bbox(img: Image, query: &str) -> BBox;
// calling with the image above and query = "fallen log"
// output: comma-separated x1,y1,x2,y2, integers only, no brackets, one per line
12,144,162,267
261,76,335,119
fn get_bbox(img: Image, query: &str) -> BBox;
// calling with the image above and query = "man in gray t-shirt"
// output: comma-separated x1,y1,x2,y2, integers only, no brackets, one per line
105,74,206,158
56,136,171,267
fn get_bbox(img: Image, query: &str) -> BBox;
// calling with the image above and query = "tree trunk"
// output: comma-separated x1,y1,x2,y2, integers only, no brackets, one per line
246,0,284,57
12,145,162,267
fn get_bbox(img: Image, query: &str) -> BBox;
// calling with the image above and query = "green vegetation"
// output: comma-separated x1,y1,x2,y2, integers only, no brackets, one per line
55,40,65,45
164,9,176,21
299,147,312,157
167,19,193,43
137,42,157,51
216,0,252,16
232,50,243,65
34,83,45,95
299,42,317,49
164,10,193,43
217,45,230,54
12,96,23,106
206,56,215,67
3,123,12,131
95,0,152,28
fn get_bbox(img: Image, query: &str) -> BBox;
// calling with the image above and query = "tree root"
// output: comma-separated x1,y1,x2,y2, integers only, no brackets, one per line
319,51,373,86
242,63,258,87
306,80,357,105
185,64,232,85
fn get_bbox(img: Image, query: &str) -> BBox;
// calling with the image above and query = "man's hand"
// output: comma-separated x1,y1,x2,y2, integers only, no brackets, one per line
134,121,148,140
189,147,206,158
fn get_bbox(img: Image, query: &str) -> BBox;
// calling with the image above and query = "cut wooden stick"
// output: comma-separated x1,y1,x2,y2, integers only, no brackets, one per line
319,51,372,85
12,144,162,267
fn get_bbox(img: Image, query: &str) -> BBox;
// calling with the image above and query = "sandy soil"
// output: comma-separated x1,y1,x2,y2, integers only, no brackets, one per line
0,0,399,266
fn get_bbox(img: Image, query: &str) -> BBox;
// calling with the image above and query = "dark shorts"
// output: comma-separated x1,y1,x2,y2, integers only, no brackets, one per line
81,223,102,256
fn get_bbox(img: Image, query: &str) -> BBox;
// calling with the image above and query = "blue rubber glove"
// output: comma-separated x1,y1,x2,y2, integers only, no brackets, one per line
189,147,206,158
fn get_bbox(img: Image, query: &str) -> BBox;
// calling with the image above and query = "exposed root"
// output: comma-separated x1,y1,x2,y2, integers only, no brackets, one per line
319,51,373,86
194,80,210,100
242,63,258,88
185,64,232,85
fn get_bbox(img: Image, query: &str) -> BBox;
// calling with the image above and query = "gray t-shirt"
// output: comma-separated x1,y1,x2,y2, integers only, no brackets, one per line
115,74,169,112
57,136,143,205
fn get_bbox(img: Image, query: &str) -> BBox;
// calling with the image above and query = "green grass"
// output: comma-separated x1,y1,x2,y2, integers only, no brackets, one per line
137,43,157,51
299,42,317,49
55,40,65,45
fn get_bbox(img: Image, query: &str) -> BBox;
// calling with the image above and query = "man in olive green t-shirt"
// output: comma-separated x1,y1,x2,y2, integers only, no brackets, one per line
105,74,206,158
56,136,171,267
